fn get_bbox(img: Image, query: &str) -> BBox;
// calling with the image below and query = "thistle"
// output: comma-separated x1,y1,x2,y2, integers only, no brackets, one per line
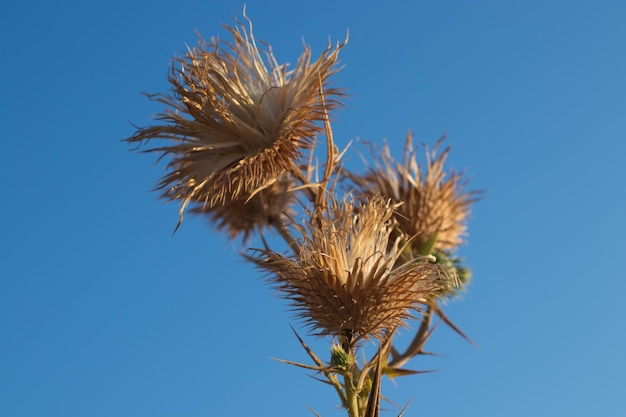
251,196,456,347
349,133,479,254
125,10,479,417
125,13,344,230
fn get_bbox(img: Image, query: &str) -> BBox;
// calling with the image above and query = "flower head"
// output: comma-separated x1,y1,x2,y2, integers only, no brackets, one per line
251,196,455,344
349,134,479,253
125,13,344,226
191,176,295,241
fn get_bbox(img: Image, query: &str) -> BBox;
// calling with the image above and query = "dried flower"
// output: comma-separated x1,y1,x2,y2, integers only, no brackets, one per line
125,13,344,227
251,196,455,345
191,177,295,241
349,134,479,253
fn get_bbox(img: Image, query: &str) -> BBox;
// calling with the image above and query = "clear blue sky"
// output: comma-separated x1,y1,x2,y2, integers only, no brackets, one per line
2,1,625,416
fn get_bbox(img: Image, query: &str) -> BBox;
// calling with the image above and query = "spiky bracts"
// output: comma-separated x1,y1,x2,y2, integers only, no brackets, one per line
251,197,456,344
349,134,478,253
125,14,344,227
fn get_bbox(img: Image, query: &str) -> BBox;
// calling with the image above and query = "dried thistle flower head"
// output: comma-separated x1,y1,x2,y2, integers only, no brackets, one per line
251,196,455,345
125,12,344,227
350,134,479,253
191,177,295,241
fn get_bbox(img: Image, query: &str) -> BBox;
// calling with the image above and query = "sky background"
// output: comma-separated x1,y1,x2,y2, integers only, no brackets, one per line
2,1,625,416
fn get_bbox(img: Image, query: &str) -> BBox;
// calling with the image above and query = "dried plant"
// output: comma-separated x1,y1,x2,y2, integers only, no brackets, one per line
125,13,344,229
250,196,457,345
349,133,480,254
191,176,296,241
125,10,479,417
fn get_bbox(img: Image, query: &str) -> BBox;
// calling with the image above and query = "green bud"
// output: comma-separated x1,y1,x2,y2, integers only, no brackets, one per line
330,344,354,368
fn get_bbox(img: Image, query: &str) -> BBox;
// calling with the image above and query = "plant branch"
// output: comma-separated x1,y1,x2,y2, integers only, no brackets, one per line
314,74,336,210
389,305,433,368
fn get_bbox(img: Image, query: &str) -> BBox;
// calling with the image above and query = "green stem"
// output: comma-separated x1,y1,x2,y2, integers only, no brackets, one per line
344,372,360,417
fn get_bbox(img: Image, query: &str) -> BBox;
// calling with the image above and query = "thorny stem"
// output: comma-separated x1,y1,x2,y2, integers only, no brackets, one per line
293,168,318,204
336,342,365,417
288,326,347,407
314,74,336,210
344,372,360,417
389,305,433,369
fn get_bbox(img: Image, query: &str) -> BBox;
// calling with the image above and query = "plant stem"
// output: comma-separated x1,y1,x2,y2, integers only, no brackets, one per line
273,218,301,255
344,373,360,417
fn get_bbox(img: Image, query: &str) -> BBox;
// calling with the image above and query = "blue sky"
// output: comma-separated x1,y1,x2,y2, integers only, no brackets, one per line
2,1,625,416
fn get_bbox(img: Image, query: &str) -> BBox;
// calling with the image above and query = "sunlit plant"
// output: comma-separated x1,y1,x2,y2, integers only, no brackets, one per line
125,10,479,417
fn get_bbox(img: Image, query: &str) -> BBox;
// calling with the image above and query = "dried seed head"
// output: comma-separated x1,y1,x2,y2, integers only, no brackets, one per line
350,134,479,252
125,13,344,227
191,177,295,241
251,196,455,344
